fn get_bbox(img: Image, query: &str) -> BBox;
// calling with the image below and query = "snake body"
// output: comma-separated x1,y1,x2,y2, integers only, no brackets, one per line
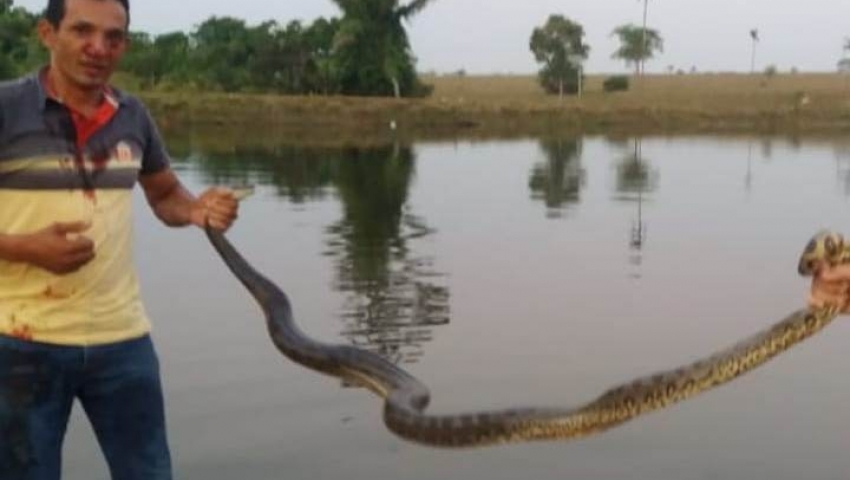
205,227,845,448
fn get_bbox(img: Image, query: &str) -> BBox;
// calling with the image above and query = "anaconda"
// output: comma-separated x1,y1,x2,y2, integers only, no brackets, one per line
204,226,844,448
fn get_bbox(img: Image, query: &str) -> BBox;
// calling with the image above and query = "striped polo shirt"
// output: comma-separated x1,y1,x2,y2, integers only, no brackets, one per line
0,71,170,346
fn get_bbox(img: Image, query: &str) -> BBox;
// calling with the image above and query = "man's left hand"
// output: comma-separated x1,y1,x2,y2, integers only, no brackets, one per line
190,187,239,231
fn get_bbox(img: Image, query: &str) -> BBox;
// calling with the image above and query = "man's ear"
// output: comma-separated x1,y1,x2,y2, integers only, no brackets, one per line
36,18,57,51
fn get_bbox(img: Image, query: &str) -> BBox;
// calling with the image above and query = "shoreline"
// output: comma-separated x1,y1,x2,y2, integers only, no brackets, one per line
140,73,850,144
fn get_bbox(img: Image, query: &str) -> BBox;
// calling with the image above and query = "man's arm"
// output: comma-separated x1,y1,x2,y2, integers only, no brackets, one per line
0,234,24,262
139,168,238,231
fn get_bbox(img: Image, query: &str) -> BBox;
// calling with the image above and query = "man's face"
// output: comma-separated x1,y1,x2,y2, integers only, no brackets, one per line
38,0,128,91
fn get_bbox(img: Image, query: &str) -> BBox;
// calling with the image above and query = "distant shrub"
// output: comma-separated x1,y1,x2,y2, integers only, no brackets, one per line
603,75,630,92
411,81,434,98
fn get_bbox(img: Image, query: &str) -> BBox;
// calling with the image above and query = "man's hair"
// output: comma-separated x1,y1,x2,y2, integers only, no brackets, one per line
45,0,130,28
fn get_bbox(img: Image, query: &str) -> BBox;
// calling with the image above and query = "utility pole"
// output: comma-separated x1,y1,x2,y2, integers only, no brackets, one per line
640,0,649,76
750,29,759,74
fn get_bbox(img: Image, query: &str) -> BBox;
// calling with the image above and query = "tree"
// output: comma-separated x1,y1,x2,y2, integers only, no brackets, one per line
611,24,663,75
330,0,435,97
120,32,157,86
529,15,590,97
152,32,192,84
0,0,43,80
121,31,193,89
246,20,306,92
190,16,257,92
302,18,342,94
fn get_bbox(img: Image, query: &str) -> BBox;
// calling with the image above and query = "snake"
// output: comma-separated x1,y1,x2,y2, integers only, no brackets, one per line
205,204,846,448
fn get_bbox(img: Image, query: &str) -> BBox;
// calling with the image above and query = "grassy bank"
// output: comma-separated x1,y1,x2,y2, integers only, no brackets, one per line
140,73,850,143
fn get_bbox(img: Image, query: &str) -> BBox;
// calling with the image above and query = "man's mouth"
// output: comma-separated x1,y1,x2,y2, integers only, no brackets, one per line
80,63,108,76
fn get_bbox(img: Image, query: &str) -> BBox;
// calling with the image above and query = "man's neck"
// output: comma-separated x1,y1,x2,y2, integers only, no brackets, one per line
45,67,105,116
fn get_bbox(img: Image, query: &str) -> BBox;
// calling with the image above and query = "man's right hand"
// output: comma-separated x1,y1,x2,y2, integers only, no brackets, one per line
18,221,95,275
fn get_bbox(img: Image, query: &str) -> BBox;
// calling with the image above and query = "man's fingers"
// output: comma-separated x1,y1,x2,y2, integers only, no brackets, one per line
209,193,238,209
204,194,238,228
52,221,92,235
206,216,235,231
207,203,237,217
206,208,237,231
49,251,95,274
64,235,95,254
203,187,236,203
56,256,93,274
194,187,242,230
71,249,95,265
808,290,841,309
812,277,849,296
818,264,850,281
807,293,825,309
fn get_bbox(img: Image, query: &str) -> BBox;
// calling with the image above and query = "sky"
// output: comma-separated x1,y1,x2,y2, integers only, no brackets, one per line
13,0,850,75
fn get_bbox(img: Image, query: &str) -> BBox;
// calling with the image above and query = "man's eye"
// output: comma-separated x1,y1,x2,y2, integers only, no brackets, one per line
71,25,94,35
106,32,126,44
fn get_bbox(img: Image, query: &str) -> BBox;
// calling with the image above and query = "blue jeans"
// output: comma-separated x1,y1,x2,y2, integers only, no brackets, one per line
0,334,172,480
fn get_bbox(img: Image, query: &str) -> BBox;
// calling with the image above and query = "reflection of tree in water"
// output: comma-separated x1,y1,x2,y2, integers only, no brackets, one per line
614,139,658,201
326,145,449,366
173,144,336,204
613,139,659,277
177,137,450,366
745,140,754,194
528,137,586,218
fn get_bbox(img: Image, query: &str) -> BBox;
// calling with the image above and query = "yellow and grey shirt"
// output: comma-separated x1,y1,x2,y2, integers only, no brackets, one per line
0,73,170,346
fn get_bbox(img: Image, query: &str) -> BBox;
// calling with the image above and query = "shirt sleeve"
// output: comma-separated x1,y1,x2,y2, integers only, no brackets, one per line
140,104,170,175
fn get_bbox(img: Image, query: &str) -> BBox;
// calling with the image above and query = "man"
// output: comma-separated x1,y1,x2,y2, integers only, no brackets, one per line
0,0,238,478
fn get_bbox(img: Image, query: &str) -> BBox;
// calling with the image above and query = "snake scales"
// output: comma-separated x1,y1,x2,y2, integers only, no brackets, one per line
204,223,845,448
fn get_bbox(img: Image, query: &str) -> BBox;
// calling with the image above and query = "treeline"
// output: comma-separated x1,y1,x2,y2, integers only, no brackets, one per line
0,0,433,97
124,17,344,94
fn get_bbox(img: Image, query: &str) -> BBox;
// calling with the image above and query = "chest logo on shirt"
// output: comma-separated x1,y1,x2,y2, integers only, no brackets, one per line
115,141,134,163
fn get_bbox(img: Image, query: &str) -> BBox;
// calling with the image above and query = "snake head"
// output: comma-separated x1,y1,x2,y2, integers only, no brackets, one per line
798,230,845,276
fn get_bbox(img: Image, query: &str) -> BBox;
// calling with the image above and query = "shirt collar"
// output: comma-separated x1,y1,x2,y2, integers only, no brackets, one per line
31,66,126,112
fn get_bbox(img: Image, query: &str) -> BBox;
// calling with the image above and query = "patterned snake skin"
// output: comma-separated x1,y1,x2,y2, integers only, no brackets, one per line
205,221,845,448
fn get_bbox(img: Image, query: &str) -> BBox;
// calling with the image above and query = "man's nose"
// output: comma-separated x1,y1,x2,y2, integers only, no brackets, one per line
85,35,109,57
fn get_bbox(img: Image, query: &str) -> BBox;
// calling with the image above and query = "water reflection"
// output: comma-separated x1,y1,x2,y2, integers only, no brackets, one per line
834,138,850,196
745,140,754,193
176,145,335,203
613,139,658,277
528,137,586,218
177,139,450,366
324,144,450,365
613,138,659,201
